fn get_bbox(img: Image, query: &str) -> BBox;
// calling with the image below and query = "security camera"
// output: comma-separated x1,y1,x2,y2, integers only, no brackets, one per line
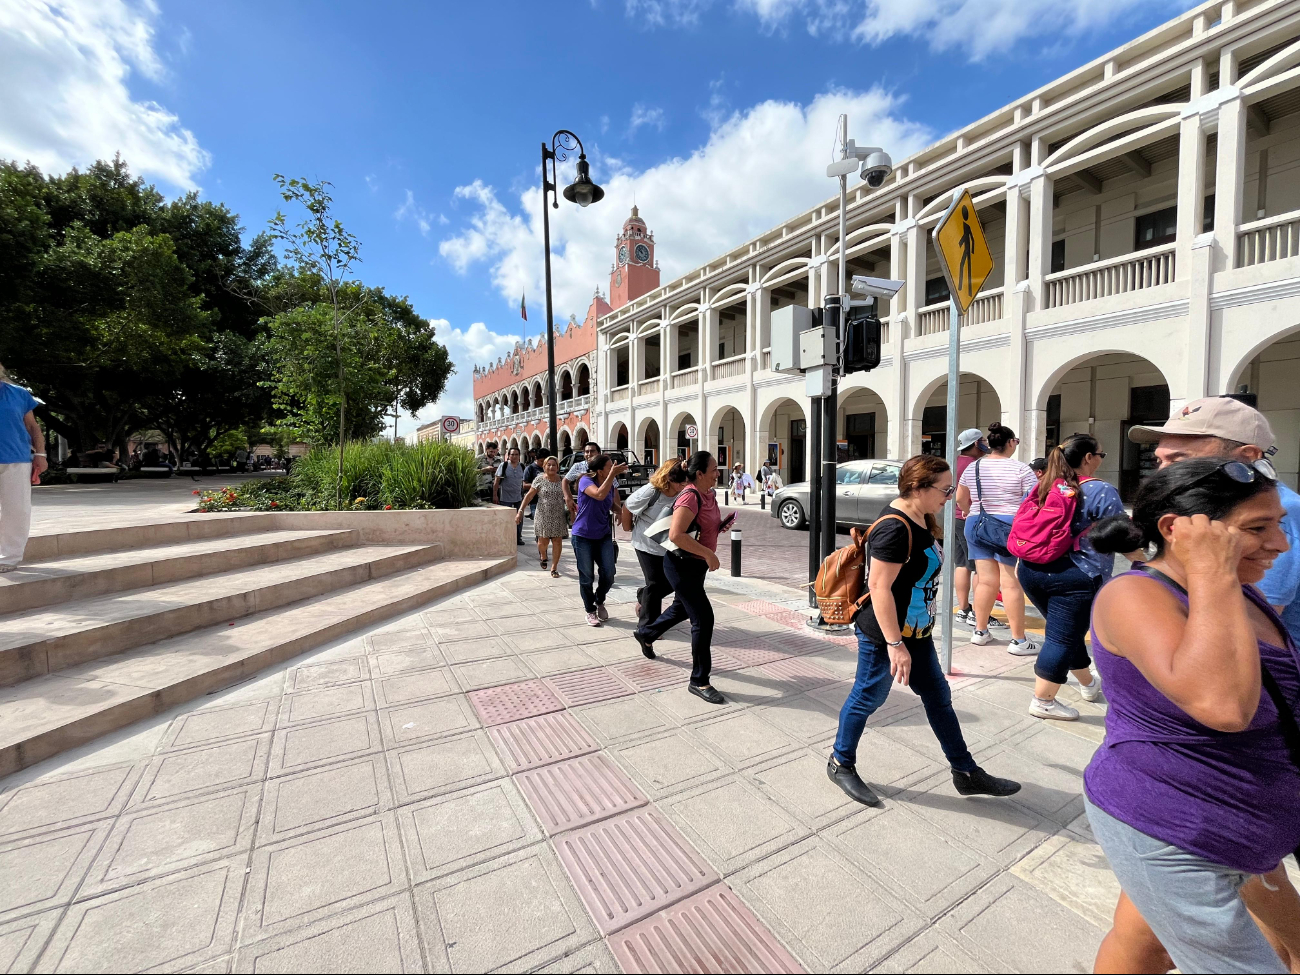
860,150,893,188
850,275,905,299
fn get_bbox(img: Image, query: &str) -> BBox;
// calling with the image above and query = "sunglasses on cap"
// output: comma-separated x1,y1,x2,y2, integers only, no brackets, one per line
1164,458,1276,502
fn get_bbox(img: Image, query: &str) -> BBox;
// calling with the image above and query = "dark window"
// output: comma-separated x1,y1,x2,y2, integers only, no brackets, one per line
644,336,661,378
718,341,726,360
1045,393,1061,453
1051,239,1066,273
615,358,629,387
1203,193,1216,232
921,405,947,456
677,351,692,370
925,277,950,305
1135,206,1177,249
843,411,876,460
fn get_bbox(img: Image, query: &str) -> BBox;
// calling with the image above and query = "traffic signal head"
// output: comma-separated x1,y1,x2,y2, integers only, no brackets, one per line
843,301,881,374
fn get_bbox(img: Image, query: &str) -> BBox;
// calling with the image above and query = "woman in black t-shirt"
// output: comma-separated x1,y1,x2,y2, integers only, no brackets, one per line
828,455,1023,807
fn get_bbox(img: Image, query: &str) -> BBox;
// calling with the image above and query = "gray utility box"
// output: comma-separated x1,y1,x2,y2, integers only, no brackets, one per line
800,325,836,369
770,304,812,374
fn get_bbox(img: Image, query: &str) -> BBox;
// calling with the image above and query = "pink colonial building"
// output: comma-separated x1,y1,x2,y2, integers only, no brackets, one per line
472,206,661,457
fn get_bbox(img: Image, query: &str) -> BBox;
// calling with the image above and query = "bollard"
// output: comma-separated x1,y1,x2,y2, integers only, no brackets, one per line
724,489,730,505
731,528,742,577
760,491,766,510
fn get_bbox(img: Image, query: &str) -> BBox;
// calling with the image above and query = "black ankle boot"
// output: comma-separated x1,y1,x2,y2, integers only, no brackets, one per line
826,756,882,806
952,766,1021,797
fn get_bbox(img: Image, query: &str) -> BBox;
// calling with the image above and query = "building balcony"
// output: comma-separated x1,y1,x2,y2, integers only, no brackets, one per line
609,386,630,402
670,367,700,389
635,377,661,398
1237,210,1300,268
708,353,747,382
1044,243,1175,311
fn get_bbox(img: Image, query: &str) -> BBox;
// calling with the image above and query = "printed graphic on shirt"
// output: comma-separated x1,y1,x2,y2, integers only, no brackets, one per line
904,540,943,638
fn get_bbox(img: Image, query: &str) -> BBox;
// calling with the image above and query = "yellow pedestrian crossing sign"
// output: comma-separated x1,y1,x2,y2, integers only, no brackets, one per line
933,189,994,315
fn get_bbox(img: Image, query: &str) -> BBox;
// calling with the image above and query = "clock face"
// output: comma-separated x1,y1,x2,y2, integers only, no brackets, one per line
618,245,628,265
634,243,650,264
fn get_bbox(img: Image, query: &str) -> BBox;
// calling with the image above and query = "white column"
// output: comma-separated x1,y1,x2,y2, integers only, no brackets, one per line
901,196,926,457
888,202,911,461
1004,147,1031,459
1214,70,1246,273
1026,172,1054,311
1175,113,1207,281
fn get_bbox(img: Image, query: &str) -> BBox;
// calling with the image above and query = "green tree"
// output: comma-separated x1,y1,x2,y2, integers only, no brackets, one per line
268,176,360,507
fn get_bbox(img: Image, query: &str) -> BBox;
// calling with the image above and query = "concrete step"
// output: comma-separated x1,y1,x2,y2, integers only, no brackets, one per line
0,529,360,614
0,542,445,687
0,555,515,775
23,513,274,562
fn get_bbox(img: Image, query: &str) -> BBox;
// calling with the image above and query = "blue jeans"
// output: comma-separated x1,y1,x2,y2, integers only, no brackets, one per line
1017,557,1100,684
571,534,616,613
1085,798,1287,974
833,629,977,771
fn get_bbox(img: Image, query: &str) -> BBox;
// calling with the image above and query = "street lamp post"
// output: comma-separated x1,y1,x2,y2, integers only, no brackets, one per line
540,130,604,456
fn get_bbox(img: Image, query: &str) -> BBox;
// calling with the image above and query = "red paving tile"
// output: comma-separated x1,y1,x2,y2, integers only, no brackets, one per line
554,807,719,934
515,753,647,835
714,644,790,669
544,667,634,707
467,680,564,726
609,884,806,974
487,711,599,772
757,657,839,691
732,599,792,618
610,657,688,691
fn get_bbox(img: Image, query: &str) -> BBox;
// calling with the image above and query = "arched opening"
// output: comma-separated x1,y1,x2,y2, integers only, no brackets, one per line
531,434,543,454
918,373,1002,459
640,418,660,466
559,430,572,456
1228,328,1300,490
574,427,589,450
710,406,746,471
1039,352,1171,500
759,398,807,483
576,363,591,397
560,370,573,401
510,390,519,414
477,403,484,423
672,412,698,459
611,422,629,452
837,386,889,461
520,386,531,411
533,381,544,407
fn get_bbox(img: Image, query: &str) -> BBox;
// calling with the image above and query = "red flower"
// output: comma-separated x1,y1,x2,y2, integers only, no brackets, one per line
384,505,392,510
270,501,279,507
192,489,199,495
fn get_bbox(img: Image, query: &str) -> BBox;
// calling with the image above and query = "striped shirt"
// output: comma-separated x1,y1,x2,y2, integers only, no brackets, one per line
959,456,1036,516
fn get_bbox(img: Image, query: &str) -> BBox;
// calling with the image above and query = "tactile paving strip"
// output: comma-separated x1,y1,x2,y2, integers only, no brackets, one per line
554,807,719,934
609,884,806,974
466,680,564,726
732,599,796,619
610,658,689,691
757,656,839,691
544,668,634,707
713,644,790,669
759,633,836,657
487,711,599,772
515,753,647,835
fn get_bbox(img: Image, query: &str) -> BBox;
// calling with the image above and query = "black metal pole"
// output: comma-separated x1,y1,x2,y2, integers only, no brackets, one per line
821,295,840,563
807,395,822,608
541,144,559,457
731,528,742,577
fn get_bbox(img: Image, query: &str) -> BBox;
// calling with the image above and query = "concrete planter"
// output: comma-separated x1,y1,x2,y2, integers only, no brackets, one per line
266,506,517,558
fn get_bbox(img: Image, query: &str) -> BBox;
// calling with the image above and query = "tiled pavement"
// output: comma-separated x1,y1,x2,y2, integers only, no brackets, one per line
0,556,1118,973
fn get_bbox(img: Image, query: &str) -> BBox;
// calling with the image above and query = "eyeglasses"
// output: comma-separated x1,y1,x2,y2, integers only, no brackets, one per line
934,484,956,498
1096,452,1107,459
1161,458,1276,502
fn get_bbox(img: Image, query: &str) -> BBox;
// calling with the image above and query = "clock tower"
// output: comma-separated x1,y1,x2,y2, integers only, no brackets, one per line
608,206,660,310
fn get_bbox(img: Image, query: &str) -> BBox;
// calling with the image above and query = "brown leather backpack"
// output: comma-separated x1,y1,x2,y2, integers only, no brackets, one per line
814,514,913,625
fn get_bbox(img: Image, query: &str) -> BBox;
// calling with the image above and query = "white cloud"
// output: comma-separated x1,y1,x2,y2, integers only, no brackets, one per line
0,0,209,189
629,104,667,134
395,189,433,236
637,0,1186,60
404,319,522,432
438,86,930,323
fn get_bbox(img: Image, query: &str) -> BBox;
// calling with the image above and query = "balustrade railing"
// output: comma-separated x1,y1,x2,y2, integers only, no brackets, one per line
609,386,630,402
1237,211,1300,267
915,289,1003,335
1045,244,1175,309
709,354,747,381
671,367,700,389
635,378,661,397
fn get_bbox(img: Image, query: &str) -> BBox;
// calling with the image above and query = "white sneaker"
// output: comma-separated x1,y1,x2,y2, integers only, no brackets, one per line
1030,697,1079,721
970,629,993,646
1069,669,1103,703
1007,638,1040,656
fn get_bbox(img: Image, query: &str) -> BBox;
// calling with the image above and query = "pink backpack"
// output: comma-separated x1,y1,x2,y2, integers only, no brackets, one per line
1007,478,1093,565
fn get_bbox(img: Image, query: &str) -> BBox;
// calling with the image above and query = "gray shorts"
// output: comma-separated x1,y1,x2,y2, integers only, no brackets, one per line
951,518,970,567
1085,797,1287,974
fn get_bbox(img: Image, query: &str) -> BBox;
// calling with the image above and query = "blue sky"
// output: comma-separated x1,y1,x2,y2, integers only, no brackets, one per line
1,0,1194,430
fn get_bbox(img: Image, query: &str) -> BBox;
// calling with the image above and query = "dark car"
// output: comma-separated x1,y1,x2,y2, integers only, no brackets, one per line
769,459,903,530
559,449,651,500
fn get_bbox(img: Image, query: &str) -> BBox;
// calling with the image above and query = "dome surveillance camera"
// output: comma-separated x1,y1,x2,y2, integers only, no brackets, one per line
860,150,893,188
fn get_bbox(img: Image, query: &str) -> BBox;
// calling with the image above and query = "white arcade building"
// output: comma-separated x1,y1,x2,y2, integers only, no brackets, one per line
592,0,1300,498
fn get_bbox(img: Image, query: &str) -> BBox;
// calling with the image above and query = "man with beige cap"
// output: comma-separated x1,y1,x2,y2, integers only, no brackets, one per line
1129,394,1300,642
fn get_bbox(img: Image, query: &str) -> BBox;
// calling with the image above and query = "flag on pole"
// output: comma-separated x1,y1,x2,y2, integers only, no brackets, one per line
520,293,527,321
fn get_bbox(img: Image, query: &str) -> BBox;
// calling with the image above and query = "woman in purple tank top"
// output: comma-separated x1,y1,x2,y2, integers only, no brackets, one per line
1085,458,1300,973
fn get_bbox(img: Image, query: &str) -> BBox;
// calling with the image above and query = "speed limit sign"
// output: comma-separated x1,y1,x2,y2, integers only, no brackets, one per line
684,424,699,440
440,416,460,435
